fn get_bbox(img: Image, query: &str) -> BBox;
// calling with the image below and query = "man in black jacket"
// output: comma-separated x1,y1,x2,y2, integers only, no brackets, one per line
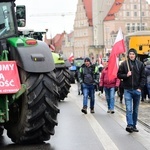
78,57,99,114
117,48,146,133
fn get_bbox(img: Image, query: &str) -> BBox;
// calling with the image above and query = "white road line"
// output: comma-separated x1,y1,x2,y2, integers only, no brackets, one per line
85,113,119,150
69,93,119,150
70,85,150,150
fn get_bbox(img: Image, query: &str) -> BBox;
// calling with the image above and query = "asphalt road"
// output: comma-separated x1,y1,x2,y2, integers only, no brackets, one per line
0,84,150,150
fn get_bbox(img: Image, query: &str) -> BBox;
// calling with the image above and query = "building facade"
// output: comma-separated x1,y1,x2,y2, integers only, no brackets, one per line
104,0,150,50
51,0,150,62
73,0,93,59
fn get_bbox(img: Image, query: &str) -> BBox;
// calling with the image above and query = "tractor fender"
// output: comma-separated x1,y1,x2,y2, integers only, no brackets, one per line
52,53,71,68
9,40,55,73
65,60,71,68
63,56,71,68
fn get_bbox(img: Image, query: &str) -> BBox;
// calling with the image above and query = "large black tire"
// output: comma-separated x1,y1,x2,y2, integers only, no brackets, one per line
70,71,75,84
5,69,60,144
0,126,4,136
55,68,71,100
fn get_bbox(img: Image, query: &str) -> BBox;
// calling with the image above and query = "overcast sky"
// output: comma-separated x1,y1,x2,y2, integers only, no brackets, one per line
16,0,150,37
16,0,78,37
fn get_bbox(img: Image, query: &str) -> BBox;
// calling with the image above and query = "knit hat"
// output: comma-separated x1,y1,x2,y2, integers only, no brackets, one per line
128,48,137,57
84,57,91,62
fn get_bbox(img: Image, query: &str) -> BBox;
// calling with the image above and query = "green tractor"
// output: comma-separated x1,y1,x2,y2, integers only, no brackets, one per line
52,52,72,101
17,29,72,101
17,28,72,101
69,57,84,83
0,1,60,144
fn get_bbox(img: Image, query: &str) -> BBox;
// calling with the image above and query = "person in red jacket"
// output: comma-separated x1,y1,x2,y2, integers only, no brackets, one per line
99,61,120,113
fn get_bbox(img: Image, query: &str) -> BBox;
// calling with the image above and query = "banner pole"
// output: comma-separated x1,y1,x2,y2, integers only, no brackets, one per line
125,55,130,71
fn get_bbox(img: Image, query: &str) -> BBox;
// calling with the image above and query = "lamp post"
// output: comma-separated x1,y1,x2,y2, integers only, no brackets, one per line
84,44,86,58
140,0,142,31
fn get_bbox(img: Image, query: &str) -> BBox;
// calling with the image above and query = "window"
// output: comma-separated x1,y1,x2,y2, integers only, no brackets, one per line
126,12,130,16
134,5,137,9
134,12,137,16
137,23,140,31
132,23,135,32
126,23,130,33
142,23,145,30
0,2,15,39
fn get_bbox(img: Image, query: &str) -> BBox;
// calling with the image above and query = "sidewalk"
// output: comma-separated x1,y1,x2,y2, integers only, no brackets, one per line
98,92,150,129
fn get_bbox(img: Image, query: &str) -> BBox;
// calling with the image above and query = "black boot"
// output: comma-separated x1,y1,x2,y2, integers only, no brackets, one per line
81,106,87,114
90,107,95,113
120,96,123,103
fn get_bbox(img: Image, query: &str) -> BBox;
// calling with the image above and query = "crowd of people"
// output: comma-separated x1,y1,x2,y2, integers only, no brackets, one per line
74,48,150,133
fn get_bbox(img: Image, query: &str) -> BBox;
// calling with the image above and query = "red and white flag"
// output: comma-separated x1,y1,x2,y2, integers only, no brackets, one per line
68,53,74,62
107,28,126,81
49,44,55,51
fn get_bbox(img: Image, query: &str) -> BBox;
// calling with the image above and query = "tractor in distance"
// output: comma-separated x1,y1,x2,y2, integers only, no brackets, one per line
18,28,72,101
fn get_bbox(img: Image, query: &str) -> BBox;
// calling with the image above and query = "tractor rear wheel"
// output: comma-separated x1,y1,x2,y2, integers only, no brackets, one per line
0,126,4,136
5,69,59,144
55,68,71,100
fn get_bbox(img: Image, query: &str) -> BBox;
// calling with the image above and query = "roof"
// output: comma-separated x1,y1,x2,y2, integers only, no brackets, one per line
68,31,74,38
53,32,65,47
83,0,93,26
104,0,124,21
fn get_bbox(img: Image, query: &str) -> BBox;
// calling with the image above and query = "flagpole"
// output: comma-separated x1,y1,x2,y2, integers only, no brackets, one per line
125,55,130,71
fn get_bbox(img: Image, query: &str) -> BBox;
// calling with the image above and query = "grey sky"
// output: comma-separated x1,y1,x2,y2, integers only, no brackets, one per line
16,0,150,36
16,0,78,36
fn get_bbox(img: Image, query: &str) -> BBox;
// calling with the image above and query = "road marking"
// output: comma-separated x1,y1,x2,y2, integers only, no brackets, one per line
70,85,150,150
69,92,119,150
85,114,119,150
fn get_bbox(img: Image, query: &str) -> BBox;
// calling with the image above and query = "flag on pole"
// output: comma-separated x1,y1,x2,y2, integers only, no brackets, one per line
49,44,55,51
68,52,74,62
107,28,126,81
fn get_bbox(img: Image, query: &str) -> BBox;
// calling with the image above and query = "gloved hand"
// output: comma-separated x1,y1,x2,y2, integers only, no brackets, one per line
94,79,99,84
115,87,118,92
79,79,83,84
99,86,103,93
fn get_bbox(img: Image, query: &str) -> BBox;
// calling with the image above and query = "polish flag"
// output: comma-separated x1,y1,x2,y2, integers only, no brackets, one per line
49,44,55,51
107,28,126,81
68,53,74,62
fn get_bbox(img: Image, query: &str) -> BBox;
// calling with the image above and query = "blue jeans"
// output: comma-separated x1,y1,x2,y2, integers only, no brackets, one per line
82,83,95,108
124,89,141,126
104,87,115,110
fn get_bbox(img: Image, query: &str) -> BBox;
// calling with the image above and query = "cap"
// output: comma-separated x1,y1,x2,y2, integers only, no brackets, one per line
84,57,91,62
128,48,137,57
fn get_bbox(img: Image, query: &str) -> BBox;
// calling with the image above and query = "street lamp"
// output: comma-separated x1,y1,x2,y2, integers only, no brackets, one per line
140,0,142,31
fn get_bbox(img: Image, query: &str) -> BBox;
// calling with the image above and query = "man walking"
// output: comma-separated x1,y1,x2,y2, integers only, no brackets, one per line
78,57,99,114
117,48,146,133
